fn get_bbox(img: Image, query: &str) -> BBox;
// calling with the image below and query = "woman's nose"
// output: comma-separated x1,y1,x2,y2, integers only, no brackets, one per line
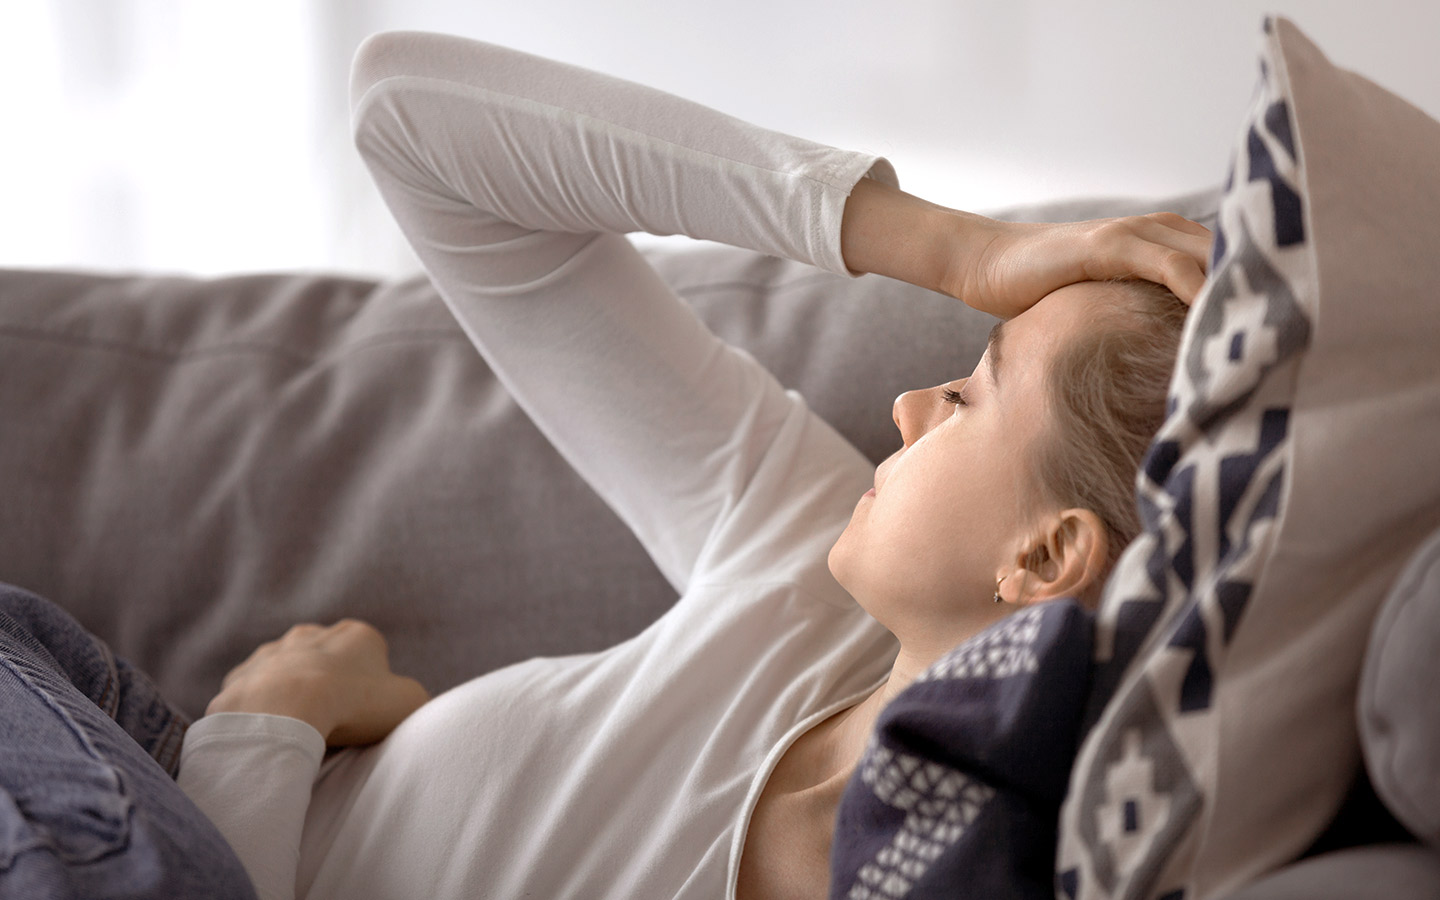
892,381,960,447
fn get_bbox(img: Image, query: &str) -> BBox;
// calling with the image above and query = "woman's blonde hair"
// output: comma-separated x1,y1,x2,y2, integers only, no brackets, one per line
1031,279,1188,579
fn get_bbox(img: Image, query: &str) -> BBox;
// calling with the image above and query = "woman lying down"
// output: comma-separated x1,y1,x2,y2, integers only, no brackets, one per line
178,30,1211,900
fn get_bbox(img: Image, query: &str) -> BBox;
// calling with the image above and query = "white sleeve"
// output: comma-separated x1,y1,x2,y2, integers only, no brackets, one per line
177,714,325,900
350,31,890,593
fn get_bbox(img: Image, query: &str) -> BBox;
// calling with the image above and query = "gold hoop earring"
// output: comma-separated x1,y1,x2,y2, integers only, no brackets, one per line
993,576,1005,604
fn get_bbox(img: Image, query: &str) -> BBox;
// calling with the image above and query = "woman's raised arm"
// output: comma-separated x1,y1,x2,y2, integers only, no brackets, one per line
350,32,887,594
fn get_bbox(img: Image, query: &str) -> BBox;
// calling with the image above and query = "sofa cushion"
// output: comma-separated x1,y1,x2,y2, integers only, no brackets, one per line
1360,527,1440,848
1057,15,1440,899
1220,845,1440,900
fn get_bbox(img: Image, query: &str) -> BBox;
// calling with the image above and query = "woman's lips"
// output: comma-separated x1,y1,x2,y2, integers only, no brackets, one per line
863,488,876,498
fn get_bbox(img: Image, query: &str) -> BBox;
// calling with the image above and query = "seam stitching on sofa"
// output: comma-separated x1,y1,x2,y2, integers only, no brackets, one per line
674,273,836,297
0,324,470,368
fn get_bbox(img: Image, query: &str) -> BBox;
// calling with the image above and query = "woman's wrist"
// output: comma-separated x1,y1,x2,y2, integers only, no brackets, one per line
205,673,335,741
839,177,992,298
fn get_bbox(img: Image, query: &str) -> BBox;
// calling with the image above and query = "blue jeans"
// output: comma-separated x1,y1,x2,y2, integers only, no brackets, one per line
0,582,256,899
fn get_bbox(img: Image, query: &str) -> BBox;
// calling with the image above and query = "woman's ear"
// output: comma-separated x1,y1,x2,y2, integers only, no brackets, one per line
1003,509,1109,606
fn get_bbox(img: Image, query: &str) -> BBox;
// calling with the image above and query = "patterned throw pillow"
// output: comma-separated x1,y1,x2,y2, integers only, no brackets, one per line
829,601,1093,900
1057,16,1440,900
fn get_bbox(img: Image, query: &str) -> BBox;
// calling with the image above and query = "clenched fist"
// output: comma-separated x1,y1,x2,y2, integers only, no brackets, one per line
206,619,432,747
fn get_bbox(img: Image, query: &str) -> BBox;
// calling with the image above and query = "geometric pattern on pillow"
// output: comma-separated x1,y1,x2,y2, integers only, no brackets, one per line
831,601,1094,900
911,604,1043,683
845,744,996,899
1058,17,1316,899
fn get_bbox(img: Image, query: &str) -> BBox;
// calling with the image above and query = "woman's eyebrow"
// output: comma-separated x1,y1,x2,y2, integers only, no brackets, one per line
985,320,1005,388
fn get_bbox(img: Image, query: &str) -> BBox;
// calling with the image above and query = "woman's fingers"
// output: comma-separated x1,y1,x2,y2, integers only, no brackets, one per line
218,619,387,691
1151,247,1209,305
1082,216,1213,305
956,211,1215,319
1085,236,1208,304
1135,214,1214,272
328,675,432,746
1144,210,1213,237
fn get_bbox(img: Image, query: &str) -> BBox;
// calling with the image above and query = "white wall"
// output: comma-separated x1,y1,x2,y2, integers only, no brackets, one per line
2,1,1436,278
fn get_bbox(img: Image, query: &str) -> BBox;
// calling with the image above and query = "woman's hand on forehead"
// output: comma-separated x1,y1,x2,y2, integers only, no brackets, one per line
840,179,1212,320
945,212,1213,319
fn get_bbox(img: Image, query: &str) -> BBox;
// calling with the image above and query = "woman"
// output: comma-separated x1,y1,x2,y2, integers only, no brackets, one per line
178,31,1210,900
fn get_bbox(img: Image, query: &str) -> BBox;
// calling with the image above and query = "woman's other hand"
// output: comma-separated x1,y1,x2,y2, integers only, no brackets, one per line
840,178,1212,318
205,619,431,747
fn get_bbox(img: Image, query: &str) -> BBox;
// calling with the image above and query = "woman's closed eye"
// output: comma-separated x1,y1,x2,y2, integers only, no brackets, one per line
942,387,968,408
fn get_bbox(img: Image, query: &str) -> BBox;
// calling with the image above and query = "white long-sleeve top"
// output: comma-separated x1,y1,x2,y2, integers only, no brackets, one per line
177,31,901,900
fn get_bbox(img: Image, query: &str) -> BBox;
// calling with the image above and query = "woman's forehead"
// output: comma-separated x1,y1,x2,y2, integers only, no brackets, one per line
1009,282,1118,347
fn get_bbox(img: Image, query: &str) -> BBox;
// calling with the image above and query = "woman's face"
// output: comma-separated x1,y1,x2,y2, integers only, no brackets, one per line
828,281,1108,653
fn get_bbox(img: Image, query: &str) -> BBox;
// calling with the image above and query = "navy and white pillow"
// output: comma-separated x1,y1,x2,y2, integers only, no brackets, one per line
829,600,1093,900
1058,16,1440,900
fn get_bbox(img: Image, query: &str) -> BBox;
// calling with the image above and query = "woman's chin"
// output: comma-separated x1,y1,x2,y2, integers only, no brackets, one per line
827,539,885,625
826,528,860,590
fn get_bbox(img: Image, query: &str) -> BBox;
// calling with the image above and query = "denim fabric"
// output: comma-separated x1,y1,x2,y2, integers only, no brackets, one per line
0,582,256,900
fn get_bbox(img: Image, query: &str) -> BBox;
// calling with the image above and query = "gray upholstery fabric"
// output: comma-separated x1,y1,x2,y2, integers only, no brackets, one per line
1361,526,1440,848
1219,845,1440,900
0,189,1217,718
